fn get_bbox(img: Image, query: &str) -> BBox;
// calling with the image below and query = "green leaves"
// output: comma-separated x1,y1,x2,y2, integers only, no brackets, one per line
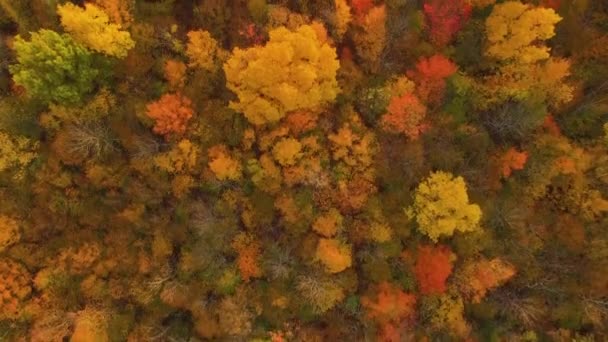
9,29,101,105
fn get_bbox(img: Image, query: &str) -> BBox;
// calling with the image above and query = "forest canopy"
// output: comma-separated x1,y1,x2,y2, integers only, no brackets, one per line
0,0,607,341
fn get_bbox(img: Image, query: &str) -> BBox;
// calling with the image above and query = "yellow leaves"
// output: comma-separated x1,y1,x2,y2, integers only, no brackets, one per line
315,238,352,273
431,294,471,338
272,138,303,166
334,0,352,40
369,222,393,243
224,25,340,125
0,131,38,180
154,139,199,174
328,112,376,179
208,145,242,181
57,3,135,58
186,30,219,70
485,1,561,64
0,215,20,252
312,209,343,237
408,171,482,242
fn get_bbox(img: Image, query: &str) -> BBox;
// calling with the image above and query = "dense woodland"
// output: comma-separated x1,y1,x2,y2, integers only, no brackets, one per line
0,0,607,341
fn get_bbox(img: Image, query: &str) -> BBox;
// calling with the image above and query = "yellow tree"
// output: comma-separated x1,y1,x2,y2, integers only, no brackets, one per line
57,3,135,58
333,0,352,41
186,30,219,71
91,0,134,27
407,171,482,241
485,1,561,65
224,25,340,125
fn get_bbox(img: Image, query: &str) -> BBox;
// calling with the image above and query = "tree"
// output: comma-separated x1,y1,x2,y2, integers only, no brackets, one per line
296,275,345,313
70,308,109,342
485,1,562,64
352,5,386,72
145,93,195,138
423,0,472,47
457,257,516,303
0,259,32,320
164,60,187,89
430,294,471,338
414,245,455,295
224,25,340,125
272,138,303,167
0,216,20,252
57,3,135,58
407,171,482,242
312,209,343,237
9,30,100,104
380,93,427,140
315,238,352,273
208,145,242,181
232,233,262,282
409,54,457,106
0,131,38,180
361,282,416,325
186,30,219,71
334,0,352,41
91,0,134,27
499,148,528,178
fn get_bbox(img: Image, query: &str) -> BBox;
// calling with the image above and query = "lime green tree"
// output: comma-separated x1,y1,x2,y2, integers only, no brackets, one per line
9,30,101,104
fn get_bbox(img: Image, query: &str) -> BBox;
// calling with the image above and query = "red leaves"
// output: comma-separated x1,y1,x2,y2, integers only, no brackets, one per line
409,54,458,106
423,0,472,47
413,245,454,295
350,0,374,19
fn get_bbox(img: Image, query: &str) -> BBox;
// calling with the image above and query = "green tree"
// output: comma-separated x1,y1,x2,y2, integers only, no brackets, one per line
9,30,101,104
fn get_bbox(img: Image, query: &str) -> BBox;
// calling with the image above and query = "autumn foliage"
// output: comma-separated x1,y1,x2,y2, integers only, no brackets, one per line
145,93,195,138
414,245,455,295
409,54,458,106
500,148,528,178
362,282,417,325
380,93,427,140
424,0,472,47
457,258,516,303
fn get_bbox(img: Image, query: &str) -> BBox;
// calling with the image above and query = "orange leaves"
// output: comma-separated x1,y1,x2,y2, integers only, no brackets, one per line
414,245,455,295
409,54,458,106
232,233,262,282
423,0,472,47
312,209,343,237
145,93,194,138
500,148,528,178
0,259,32,320
315,238,352,273
208,145,242,181
458,258,516,303
164,60,187,89
362,282,416,325
380,93,427,140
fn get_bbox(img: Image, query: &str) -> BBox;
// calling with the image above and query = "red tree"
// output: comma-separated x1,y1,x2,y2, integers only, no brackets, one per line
413,245,454,295
146,93,194,138
423,0,472,47
409,54,458,106
350,0,374,19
